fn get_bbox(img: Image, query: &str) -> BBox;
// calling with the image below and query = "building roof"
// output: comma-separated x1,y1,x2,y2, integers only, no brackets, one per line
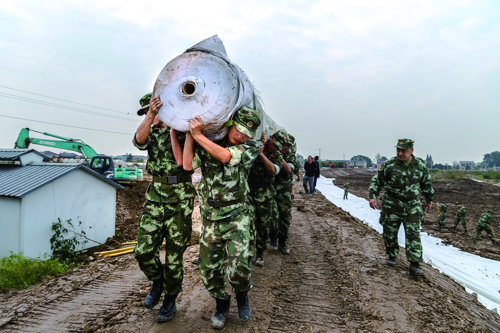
0,163,123,198
0,149,52,162
459,161,475,164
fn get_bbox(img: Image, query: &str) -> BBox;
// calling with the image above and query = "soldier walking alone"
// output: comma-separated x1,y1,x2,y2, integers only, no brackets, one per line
368,139,434,276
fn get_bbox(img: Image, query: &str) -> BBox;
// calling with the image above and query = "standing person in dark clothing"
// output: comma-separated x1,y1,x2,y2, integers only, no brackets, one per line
303,156,316,195
312,156,320,194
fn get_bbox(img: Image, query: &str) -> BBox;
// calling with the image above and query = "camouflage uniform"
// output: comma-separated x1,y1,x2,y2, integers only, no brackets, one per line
194,114,261,300
473,212,493,241
437,203,447,227
369,146,434,263
343,183,349,199
133,128,195,295
420,197,427,223
248,148,283,257
270,137,298,245
453,206,467,232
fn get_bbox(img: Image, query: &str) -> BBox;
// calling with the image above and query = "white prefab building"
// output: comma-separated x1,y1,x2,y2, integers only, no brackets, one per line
0,149,123,258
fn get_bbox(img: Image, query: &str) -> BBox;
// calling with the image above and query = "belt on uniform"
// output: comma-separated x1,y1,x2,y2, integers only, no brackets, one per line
207,197,245,208
153,175,192,184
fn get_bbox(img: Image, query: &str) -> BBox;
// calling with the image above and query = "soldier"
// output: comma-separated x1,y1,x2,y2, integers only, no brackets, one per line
182,107,261,330
270,134,299,255
369,139,434,276
473,210,495,244
248,130,287,267
436,202,447,228
133,94,195,323
452,202,468,233
343,182,349,200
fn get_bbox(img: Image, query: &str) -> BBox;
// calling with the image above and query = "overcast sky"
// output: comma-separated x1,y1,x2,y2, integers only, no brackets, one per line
1,0,499,164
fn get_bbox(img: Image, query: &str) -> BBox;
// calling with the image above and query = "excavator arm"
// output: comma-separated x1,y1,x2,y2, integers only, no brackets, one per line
14,128,99,166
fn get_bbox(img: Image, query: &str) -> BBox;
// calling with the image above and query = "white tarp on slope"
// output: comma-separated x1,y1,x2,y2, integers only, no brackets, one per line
316,177,500,314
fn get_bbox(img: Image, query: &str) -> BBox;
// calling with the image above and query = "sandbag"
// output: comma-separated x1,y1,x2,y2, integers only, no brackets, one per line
154,35,283,142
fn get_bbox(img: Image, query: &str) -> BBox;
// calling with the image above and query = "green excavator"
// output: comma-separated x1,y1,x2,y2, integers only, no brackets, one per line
14,128,143,182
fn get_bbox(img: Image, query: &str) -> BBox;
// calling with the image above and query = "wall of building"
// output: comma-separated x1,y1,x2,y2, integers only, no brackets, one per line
21,169,117,258
0,197,21,257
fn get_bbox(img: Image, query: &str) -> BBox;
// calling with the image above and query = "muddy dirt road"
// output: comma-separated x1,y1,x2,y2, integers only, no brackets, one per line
1,180,499,332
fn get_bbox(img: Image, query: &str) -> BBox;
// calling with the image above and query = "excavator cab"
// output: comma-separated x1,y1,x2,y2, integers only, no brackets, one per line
89,155,115,178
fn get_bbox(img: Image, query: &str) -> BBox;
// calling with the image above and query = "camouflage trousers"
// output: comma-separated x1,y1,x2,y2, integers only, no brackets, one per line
134,198,194,295
250,195,278,255
473,225,493,241
453,216,467,231
379,205,423,262
437,213,446,227
199,211,253,300
270,189,293,244
343,190,348,199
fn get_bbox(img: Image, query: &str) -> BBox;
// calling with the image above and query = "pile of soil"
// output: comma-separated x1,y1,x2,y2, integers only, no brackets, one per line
325,168,500,261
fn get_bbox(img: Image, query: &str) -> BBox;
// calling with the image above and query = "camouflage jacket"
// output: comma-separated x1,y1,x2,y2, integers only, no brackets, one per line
477,213,491,227
274,148,297,193
248,148,283,201
456,206,467,218
438,203,447,214
369,155,434,212
193,136,260,220
344,183,349,191
133,128,195,203
291,145,301,176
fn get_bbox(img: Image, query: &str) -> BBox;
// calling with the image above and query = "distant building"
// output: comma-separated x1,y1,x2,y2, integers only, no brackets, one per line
349,158,367,168
425,155,433,169
377,160,387,167
459,161,475,170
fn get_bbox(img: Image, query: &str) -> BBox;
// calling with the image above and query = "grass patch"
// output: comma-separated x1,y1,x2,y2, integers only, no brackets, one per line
431,169,500,182
0,252,72,289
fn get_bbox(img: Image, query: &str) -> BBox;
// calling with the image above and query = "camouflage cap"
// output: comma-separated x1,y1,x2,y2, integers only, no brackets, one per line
272,129,289,150
488,210,494,214
137,93,152,116
233,106,261,138
395,138,414,149
455,202,460,205
288,134,296,146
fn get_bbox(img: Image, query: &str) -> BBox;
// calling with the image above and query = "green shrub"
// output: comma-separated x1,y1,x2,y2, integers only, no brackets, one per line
481,170,500,181
0,252,71,289
50,218,89,262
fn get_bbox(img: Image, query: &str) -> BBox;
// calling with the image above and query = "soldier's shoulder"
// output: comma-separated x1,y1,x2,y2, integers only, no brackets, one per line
243,139,259,149
378,157,396,171
414,156,427,166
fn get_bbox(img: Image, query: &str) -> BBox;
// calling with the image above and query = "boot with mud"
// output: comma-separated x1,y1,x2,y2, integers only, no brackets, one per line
386,256,397,266
212,297,231,329
156,293,177,323
409,262,425,276
255,251,264,267
269,238,278,250
144,277,163,308
235,290,251,321
279,242,290,255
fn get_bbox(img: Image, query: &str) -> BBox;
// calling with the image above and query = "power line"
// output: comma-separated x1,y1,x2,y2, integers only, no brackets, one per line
0,92,137,122
0,114,133,136
0,84,129,115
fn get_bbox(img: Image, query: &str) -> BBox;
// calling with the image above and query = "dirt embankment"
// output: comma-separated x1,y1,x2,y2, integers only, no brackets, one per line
1,179,500,332
323,168,500,261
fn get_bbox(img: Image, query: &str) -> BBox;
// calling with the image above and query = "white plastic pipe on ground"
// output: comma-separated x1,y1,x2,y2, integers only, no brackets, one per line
316,177,500,314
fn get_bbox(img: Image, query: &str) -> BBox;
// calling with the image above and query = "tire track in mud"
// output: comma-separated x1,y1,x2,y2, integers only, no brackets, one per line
268,194,366,332
1,260,147,333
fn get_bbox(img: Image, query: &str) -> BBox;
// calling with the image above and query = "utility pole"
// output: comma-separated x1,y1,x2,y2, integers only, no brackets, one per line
319,149,321,160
